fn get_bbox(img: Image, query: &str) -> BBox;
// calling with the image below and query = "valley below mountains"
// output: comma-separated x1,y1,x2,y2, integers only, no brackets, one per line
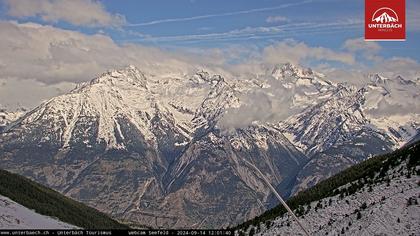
0,63,419,229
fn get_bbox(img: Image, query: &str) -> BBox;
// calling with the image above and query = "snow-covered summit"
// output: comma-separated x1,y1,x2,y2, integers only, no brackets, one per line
3,65,243,151
280,84,371,155
271,63,325,80
73,65,148,92
368,73,389,85
363,73,420,146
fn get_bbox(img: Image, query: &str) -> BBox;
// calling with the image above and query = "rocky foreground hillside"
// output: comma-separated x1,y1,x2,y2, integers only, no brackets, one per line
0,169,128,229
236,141,420,235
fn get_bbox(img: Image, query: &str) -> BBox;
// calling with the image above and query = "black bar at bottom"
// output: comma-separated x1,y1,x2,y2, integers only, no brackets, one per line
0,230,234,236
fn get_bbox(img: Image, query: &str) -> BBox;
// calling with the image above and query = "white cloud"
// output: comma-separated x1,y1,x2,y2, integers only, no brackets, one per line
0,77,75,109
339,38,420,81
0,20,418,113
342,37,383,62
366,97,420,117
266,15,289,23
4,0,125,27
343,37,381,53
370,57,420,79
316,53,420,86
320,67,367,85
0,21,201,85
218,78,298,130
0,20,216,109
262,39,355,65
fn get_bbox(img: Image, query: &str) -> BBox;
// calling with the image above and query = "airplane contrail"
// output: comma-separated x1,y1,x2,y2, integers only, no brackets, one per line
122,20,361,43
126,0,313,27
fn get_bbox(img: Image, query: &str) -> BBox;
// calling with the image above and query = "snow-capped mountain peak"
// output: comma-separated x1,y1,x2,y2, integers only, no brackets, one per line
192,70,225,85
362,73,419,146
394,75,416,86
368,73,417,87
73,65,148,92
368,73,389,85
271,63,300,78
280,83,372,156
271,63,325,80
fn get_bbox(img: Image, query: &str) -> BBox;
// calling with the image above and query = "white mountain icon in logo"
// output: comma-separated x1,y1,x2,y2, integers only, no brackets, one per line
372,7,399,23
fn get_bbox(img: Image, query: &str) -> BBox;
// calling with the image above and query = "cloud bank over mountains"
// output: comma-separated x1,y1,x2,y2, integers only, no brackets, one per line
0,0,418,109
4,0,125,27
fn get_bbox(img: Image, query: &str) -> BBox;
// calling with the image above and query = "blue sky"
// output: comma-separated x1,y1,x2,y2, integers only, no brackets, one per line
115,0,417,60
1,0,419,59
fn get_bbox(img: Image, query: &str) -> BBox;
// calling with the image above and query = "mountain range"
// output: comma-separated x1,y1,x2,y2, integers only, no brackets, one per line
0,63,418,228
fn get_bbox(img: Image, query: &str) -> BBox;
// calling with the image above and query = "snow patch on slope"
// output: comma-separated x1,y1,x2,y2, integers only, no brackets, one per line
0,195,77,229
250,161,420,235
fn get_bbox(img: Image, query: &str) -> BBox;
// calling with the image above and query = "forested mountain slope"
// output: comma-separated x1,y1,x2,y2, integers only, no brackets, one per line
0,169,129,229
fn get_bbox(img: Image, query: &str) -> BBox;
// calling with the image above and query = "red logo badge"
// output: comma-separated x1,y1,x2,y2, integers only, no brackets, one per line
365,0,405,41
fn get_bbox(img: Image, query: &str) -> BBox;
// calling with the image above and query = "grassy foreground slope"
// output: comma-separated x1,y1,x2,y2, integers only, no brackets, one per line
0,169,129,229
235,140,420,231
